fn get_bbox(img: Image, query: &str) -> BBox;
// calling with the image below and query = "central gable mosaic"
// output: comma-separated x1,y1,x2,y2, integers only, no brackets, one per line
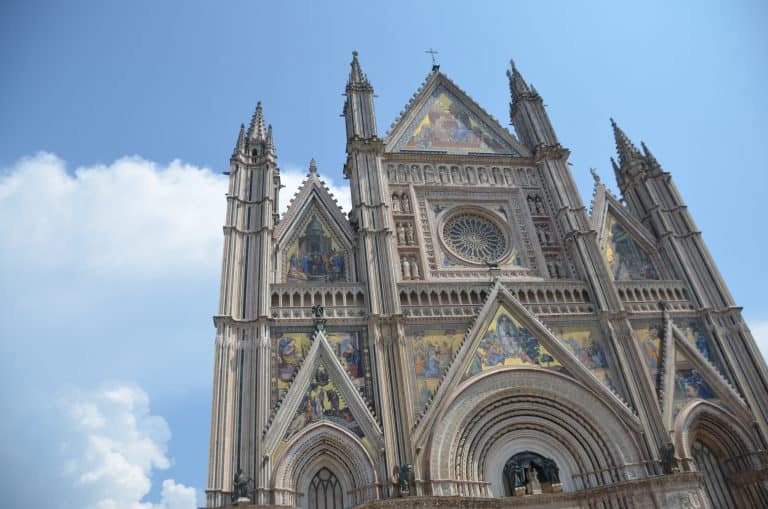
465,307,562,378
391,85,518,155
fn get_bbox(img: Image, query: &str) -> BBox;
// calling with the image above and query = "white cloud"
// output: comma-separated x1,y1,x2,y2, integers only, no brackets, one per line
279,166,352,215
750,320,768,362
60,383,197,509
0,152,226,276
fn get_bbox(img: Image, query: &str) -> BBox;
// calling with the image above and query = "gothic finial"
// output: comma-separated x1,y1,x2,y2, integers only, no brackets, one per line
590,167,601,184
348,50,369,86
247,101,266,141
610,118,642,168
266,124,274,153
233,123,245,157
640,141,660,170
309,158,318,175
507,58,529,98
611,156,622,185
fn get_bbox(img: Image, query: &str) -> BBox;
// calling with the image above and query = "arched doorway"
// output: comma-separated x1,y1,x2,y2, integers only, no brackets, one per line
691,439,737,509
307,467,344,509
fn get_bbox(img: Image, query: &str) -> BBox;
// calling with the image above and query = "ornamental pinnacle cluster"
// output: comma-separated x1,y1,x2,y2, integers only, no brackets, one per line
206,53,768,509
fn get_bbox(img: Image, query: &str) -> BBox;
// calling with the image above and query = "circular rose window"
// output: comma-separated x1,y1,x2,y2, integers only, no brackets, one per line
442,213,508,263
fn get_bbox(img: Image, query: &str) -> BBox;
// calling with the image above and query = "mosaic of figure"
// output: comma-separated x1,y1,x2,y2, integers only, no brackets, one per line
285,363,364,439
466,308,560,377
550,323,615,389
274,332,370,401
410,327,465,412
672,354,716,419
286,215,346,282
601,213,659,280
398,85,513,155
632,321,663,380
675,318,721,369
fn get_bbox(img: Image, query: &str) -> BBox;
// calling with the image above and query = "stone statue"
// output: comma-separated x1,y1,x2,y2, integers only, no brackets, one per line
312,304,326,332
660,442,678,474
233,467,251,502
401,257,411,279
526,464,542,495
410,257,420,279
395,464,413,496
543,458,560,484
405,223,415,245
397,223,406,244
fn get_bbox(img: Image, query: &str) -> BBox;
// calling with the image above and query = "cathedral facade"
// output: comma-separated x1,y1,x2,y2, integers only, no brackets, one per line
205,53,768,509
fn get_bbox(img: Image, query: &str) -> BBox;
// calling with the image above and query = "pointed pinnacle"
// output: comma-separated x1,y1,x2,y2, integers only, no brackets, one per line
640,141,659,167
610,118,642,167
233,123,245,156
266,124,274,153
507,58,529,98
348,50,369,86
247,101,266,141
309,158,318,175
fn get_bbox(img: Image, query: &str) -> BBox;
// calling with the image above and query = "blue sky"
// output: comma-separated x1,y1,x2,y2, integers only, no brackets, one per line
1,1,766,508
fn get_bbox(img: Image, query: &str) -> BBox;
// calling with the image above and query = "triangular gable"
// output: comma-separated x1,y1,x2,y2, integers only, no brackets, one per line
412,282,638,446
386,72,528,157
276,168,353,245
275,169,355,283
595,193,661,281
664,323,749,428
263,330,382,456
463,306,564,378
283,360,367,441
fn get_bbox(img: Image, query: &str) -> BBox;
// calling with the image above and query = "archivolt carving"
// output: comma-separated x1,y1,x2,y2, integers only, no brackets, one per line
426,368,643,496
272,422,379,507
674,399,755,461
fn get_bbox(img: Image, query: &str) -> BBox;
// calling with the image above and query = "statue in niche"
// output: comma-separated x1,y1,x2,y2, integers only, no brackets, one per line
424,165,435,183
401,193,411,212
478,167,489,183
526,464,542,495
395,464,413,496
412,165,422,182
397,223,406,244
401,257,411,279
405,223,415,244
392,194,401,212
387,165,396,181
410,257,420,279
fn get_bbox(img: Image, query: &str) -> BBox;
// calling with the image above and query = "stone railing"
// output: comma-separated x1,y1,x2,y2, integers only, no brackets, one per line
399,281,594,318
270,283,367,319
615,280,695,313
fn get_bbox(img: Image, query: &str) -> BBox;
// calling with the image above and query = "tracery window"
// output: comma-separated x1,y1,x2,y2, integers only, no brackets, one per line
442,213,507,263
307,467,344,509
503,451,561,496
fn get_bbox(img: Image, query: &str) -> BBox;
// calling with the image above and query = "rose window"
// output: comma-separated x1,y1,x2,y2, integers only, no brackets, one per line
443,213,508,263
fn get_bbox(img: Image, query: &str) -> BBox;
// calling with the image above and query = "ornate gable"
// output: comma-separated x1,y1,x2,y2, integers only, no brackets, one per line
386,72,528,156
275,162,355,283
263,330,382,457
593,185,661,281
411,282,637,447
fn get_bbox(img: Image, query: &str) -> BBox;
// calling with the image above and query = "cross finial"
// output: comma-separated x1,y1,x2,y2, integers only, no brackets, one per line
425,48,439,70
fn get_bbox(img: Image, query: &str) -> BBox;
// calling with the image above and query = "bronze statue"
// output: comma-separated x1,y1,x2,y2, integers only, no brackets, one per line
233,467,251,501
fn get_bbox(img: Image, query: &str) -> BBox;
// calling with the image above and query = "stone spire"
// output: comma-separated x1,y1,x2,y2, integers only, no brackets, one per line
641,141,661,173
610,118,642,168
348,50,371,88
247,101,267,141
506,59,530,99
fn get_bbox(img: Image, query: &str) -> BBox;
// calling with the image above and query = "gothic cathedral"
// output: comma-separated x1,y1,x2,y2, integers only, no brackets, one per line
205,53,768,509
